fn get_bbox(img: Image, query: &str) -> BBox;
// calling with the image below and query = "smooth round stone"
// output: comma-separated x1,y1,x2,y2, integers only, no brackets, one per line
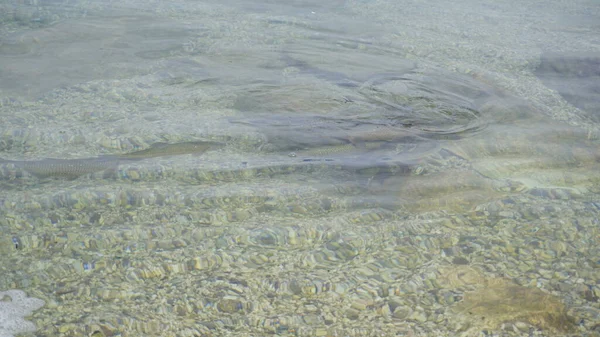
217,297,244,313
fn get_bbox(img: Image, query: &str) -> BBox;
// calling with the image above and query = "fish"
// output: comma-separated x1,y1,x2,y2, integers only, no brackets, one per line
1,156,121,179
344,125,425,144
0,140,224,179
117,141,224,160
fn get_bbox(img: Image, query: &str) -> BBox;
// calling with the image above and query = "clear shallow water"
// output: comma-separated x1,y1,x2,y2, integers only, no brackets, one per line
0,1,599,336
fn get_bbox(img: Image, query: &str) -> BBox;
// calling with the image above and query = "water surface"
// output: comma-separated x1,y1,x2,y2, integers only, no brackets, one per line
1,0,599,336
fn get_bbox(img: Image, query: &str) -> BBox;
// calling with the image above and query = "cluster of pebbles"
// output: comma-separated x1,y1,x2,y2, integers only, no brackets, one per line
1,179,600,336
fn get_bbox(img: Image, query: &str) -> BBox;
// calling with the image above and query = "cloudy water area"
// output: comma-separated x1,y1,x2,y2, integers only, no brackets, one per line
0,0,599,336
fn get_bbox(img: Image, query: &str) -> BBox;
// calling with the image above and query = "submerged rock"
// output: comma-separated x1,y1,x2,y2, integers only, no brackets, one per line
439,266,577,334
